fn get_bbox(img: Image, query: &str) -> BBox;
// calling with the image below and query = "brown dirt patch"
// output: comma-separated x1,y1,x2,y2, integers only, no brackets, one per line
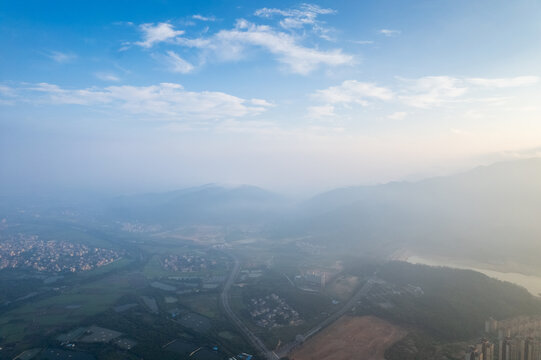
290,316,407,360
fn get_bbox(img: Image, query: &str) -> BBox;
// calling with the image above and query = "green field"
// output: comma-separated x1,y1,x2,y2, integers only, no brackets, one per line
142,254,228,280
0,273,137,343
177,293,221,319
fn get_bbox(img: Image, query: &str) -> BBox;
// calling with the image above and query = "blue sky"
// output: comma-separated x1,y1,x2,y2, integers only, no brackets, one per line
1,0,541,195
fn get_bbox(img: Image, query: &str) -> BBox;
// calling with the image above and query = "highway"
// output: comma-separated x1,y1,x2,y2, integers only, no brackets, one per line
220,253,280,360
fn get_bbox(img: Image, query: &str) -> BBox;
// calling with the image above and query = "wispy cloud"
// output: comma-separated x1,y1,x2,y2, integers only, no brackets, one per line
398,75,539,108
129,5,351,75
379,29,401,37
307,104,336,118
9,82,271,121
46,50,77,63
309,80,393,118
399,76,467,108
192,14,216,22
308,74,540,117
388,111,407,120
313,80,393,105
0,85,17,105
467,76,539,88
254,3,335,39
351,40,374,45
94,72,121,82
135,22,185,48
175,19,353,75
0,85,16,97
161,51,195,74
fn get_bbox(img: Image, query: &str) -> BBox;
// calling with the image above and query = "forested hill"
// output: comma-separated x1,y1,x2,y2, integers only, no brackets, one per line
288,158,541,271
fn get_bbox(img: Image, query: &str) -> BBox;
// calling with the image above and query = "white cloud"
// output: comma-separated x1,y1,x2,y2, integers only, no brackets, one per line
467,76,539,88
398,75,539,108
193,14,216,22
0,85,16,97
129,8,350,74
176,19,353,74
351,40,374,45
0,85,17,105
21,82,271,121
113,21,134,27
46,51,77,63
313,80,393,105
135,22,185,48
308,74,540,117
399,76,467,108
162,51,195,73
255,3,335,33
249,98,274,108
379,29,401,37
307,104,336,118
388,111,407,120
308,80,393,118
95,72,121,82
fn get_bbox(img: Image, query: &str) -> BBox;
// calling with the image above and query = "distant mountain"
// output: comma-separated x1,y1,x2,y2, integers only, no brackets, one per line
291,158,541,271
97,159,541,273
106,184,288,226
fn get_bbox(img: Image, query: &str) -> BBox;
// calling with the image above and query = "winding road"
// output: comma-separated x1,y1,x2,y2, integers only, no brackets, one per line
220,253,280,360
220,251,379,360
274,275,378,357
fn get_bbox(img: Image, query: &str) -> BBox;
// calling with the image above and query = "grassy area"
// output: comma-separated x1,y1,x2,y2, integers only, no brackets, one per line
177,293,221,320
76,257,134,280
363,261,541,341
230,269,336,348
142,254,228,280
0,273,136,343
142,255,178,279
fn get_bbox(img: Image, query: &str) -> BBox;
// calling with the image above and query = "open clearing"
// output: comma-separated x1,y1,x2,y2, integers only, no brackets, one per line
290,316,407,360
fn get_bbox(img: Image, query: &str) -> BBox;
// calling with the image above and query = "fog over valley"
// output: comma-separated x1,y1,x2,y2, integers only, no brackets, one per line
2,1,541,360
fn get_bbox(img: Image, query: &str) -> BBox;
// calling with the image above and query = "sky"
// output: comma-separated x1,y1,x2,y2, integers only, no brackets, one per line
1,0,541,195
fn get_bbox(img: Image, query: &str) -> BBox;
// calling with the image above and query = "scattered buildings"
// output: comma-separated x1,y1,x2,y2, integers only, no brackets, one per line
162,254,220,273
56,325,137,351
0,234,121,273
248,293,302,328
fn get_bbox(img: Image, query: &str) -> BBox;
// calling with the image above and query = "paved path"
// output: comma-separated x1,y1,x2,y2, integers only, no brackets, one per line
220,253,279,360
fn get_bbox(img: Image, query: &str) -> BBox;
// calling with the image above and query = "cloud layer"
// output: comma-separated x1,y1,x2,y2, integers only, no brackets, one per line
127,5,353,75
4,83,271,121
309,75,540,117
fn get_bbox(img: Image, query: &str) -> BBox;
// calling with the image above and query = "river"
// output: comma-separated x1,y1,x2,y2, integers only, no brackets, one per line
406,255,541,297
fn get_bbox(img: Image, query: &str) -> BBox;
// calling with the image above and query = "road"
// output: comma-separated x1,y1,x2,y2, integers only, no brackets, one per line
274,274,378,358
221,251,379,359
220,253,279,360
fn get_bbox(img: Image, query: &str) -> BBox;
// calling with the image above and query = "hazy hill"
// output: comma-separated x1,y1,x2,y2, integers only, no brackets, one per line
293,158,541,271
107,184,288,226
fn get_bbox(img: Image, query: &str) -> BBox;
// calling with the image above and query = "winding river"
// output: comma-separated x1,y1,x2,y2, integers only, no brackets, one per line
406,255,541,297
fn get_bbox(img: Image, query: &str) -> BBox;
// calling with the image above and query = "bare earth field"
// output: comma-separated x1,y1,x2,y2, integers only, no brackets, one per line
290,316,407,360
